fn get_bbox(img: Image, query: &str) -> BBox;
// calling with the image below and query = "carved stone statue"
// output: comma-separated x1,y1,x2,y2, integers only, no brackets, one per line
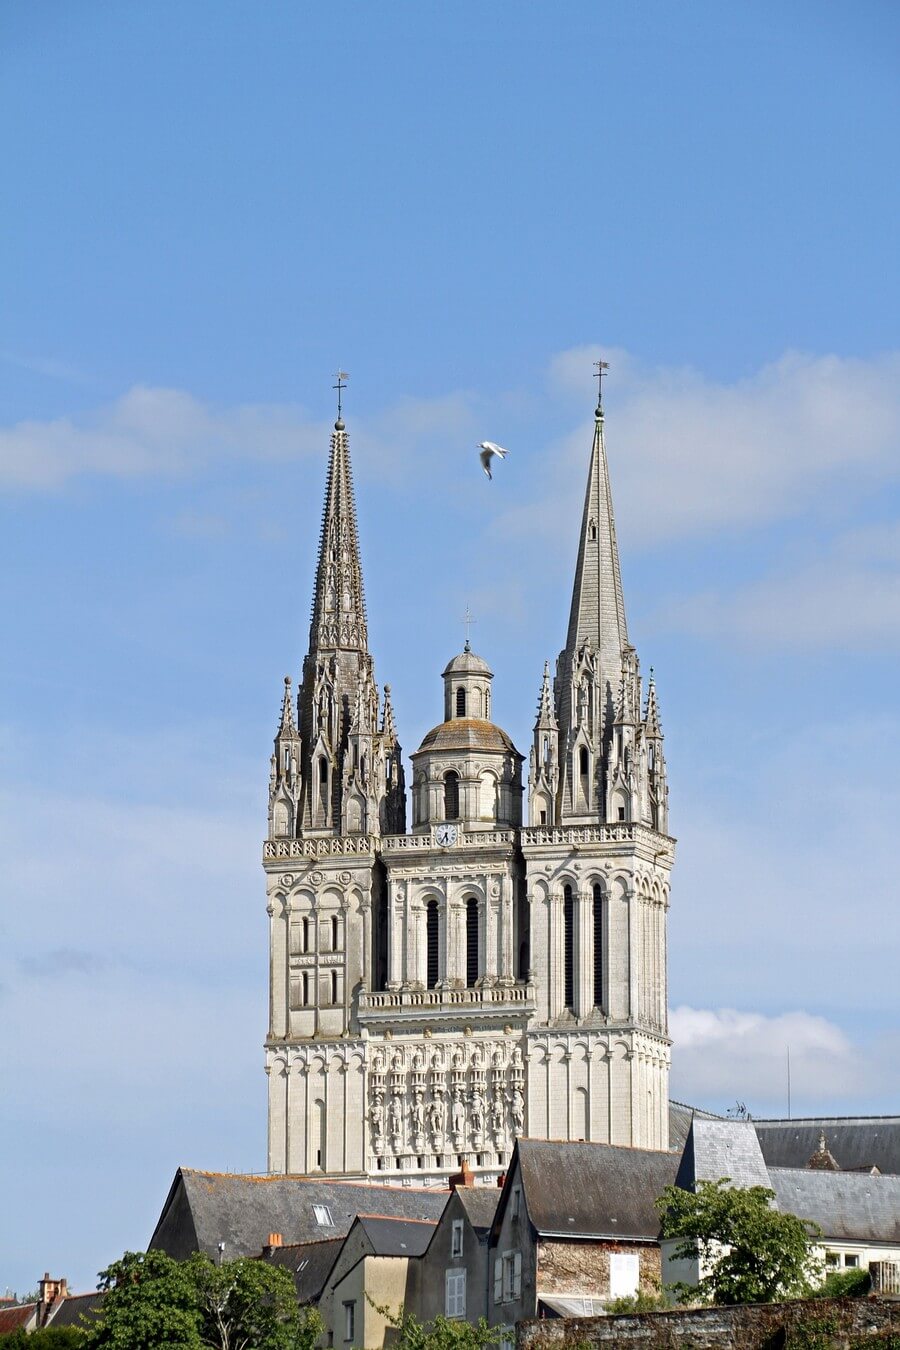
470,1088,485,1136
370,1096,384,1139
391,1049,403,1072
412,1047,425,1072
388,1095,403,1137
451,1090,466,1136
411,1090,425,1135
452,1046,465,1070
491,1092,505,1135
372,1048,386,1074
511,1087,525,1135
428,1091,445,1141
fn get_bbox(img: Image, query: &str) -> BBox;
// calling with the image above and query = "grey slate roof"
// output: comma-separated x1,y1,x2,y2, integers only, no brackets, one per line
47,1291,106,1329
755,1118,900,1177
455,1185,501,1235
675,1119,771,1192
260,1239,344,1304
355,1214,436,1257
149,1168,449,1261
668,1100,726,1154
769,1168,900,1244
514,1139,679,1241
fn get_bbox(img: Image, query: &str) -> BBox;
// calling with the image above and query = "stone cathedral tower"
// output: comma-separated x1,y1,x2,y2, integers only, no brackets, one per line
264,385,673,1180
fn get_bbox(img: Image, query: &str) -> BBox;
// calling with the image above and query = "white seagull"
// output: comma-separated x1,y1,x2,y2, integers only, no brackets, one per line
478,441,509,480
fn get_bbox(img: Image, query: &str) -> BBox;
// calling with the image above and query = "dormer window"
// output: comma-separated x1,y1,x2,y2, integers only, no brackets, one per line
456,687,466,717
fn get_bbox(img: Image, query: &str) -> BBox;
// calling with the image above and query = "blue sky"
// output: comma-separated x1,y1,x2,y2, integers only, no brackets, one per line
2,0,899,1296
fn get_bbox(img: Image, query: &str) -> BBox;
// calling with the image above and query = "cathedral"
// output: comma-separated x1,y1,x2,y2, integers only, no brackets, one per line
263,382,673,1182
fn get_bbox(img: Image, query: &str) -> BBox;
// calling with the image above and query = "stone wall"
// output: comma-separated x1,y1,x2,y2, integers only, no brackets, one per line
536,1239,661,1300
518,1296,900,1349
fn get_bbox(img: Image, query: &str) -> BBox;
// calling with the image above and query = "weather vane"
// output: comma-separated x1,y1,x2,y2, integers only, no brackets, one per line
462,604,476,651
593,358,610,408
333,369,349,421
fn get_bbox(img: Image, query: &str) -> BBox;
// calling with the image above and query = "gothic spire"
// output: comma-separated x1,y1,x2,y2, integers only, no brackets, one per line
562,397,628,680
308,416,369,656
277,674,297,736
534,661,558,731
644,668,663,738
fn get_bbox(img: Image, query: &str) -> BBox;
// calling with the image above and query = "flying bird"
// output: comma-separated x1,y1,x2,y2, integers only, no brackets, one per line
478,441,509,480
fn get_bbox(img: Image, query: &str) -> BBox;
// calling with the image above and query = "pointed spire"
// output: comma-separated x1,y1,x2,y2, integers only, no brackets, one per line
534,662,558,730
308,417,368,656
563,398,628,679
381,684,397,741
644,668,663,738
277,675,297,736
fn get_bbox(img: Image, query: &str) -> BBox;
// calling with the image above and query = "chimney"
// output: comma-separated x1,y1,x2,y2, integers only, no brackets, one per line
38,1275,67,1326
263,1233,284,1256
449,1160,475,1191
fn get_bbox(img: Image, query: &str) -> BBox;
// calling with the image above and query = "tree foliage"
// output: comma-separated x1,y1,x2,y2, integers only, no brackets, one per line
0,1330,87,1348
657,1178,822,1306
370,1302,504,1350
82,1249,323,1350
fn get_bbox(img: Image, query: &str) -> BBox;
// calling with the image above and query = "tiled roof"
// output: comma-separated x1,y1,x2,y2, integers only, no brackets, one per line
755,1118,900,1177
675,1119,771,1192
454,1185,501,1234
0,1303,36,1334
48,1291,106,1329
770,1167,900,1243
356,1214,436,1258
417,718,519,755
514,1139,678,1240
150,1168,449,1261
260,1239,344,1304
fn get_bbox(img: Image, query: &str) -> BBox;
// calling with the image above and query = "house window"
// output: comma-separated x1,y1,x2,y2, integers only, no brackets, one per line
426,900,440,989
313,1205,334,1227
456,687,466,717
511,1187,521,1219
563,885,574,1009
466,898,479,987
343,1300,356,1342
825,1252,840,1267
593,884,603,1008
445,1268,466,1318
496,1251,522,1303
444,771,460,821
609,1252,640,1299
845,1254,860,1268
451,1219,464,1257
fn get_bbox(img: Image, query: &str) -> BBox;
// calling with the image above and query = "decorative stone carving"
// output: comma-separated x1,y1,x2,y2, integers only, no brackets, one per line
511,1086,525,1135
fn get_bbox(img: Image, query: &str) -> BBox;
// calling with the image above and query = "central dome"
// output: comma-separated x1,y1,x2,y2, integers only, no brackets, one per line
417,717,518,755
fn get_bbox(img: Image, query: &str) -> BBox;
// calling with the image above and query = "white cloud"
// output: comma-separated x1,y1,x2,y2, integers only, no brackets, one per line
669,1006,898,1116
663,520,900,647
0,385,326,489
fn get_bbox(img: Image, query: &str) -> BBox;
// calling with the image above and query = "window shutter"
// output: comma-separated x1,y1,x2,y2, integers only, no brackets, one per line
513,1251,522,1299
494,1257,503,1303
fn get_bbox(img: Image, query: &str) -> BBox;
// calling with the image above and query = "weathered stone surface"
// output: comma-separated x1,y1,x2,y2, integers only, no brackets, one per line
537,1239,661,1299
518,1296,900,1349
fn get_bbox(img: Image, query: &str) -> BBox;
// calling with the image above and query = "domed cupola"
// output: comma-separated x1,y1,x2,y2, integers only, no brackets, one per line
411,644,524,833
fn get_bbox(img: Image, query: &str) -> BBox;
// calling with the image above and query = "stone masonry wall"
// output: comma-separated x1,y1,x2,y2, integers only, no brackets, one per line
518,1296,900,1349
536,1240,661,1300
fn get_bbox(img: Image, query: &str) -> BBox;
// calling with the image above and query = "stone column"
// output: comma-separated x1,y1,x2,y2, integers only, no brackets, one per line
575,889,593,1019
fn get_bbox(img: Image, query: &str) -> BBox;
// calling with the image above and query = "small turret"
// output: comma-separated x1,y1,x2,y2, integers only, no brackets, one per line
269,676,302,840
528,663,559,826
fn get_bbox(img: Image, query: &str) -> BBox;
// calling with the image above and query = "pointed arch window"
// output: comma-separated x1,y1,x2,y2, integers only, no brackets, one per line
456,687,466,717
426,901,439,989
579,746,589,777
563,885,574,1010
444,771,460,821
465,898,479,987
593,884,603,1008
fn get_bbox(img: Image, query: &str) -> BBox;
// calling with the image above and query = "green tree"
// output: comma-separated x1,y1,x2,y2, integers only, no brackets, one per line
186,1253,322,1350
657,1178,822,1306
0,1329,86,1348
86,1250,202,1350
370,1302,504,1350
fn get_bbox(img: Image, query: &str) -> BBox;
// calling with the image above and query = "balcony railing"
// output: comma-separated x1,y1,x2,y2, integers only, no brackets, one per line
359,982,535,1012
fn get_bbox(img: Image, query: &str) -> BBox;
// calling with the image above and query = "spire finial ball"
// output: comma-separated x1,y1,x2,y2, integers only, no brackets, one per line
284,674,291,686
334,417,345,431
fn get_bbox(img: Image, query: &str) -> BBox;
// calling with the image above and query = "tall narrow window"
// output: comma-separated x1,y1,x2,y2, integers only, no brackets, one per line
331,969,338,1004
444,771,460,821
302,972,310,1005
426,901,439,989
579,746,589,776
331,914,339,951
593,884,603,1008
563,884,574,1009
456,687,466,717
466,898,479,987
302,916,310,953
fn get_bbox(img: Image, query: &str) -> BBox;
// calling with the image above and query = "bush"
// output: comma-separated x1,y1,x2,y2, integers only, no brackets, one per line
812,1266,871,1299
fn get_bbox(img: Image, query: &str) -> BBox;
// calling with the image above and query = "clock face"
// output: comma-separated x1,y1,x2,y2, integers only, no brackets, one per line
435,823,458,847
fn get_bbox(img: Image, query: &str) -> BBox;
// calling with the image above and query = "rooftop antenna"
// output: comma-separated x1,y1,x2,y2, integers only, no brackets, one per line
462,604,476,653
333,369,349,426
593,358,610,413
787,1044,792,1120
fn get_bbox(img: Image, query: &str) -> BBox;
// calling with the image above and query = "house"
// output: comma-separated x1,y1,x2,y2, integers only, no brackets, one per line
257,1233,345,1305
418,1162,501,1325
487,1139,679,1325
317,1215,436,1349
755,1116,900,1177
149,1168,448,1261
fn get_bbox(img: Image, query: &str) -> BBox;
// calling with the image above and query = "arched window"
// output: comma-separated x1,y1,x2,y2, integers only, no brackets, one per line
426,901,439,989
456,687,466,717
579,746,589,776
593,884,603,1008
466,898,479,987
331,914,339,951
563,884,574,1010
444,771,459,821
319,755,328,782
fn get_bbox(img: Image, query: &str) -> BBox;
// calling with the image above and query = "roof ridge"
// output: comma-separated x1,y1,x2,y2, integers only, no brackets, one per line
357,1212,437,1224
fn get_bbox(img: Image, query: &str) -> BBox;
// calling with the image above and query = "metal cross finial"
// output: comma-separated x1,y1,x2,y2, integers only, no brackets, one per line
462,605,476,652
333,369,349,421
594,358,610,408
